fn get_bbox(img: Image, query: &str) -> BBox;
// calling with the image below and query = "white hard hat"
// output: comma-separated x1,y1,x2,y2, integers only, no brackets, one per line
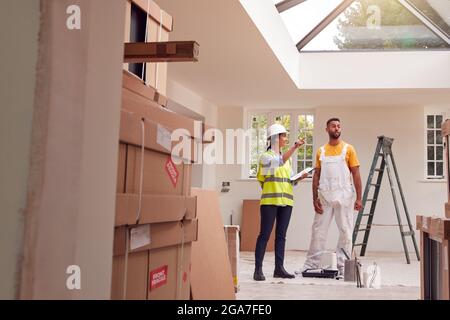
267,123,287,139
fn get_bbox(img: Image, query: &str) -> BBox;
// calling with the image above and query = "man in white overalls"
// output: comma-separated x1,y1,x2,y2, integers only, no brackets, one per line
300,118,362,277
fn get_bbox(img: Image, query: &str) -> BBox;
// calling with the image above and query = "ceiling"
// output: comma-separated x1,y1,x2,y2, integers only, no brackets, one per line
156,0,450,108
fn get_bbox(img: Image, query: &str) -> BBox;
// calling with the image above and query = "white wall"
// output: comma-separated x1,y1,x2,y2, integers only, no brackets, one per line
0,0,40,299
216,105,448,252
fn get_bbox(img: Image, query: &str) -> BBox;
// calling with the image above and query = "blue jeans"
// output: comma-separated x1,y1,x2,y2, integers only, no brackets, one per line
255,205,293,268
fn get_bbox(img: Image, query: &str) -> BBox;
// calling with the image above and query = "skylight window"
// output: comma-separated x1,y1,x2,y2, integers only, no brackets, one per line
303,0,450,51
407,0,450,38
273,0,450,52
279,0,343,44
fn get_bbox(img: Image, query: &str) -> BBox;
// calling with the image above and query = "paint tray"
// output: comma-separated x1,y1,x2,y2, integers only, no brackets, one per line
301,269,338,279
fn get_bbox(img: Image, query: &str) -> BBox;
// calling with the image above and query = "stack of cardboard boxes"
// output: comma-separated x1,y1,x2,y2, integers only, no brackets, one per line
111,1,206,299
111,69,201,300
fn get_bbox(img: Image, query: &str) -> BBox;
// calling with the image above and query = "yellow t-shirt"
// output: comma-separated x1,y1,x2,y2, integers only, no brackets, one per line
315,141,360,169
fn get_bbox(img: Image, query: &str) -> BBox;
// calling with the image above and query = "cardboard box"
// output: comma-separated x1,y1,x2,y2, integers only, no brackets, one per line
121,89,200,142
148,243,192,300
111,250,148,300
417,215,432,233
111,243,192,300
123,70,156,102
119,110,197,164
113,219,198,256
115,193,196,226
430,218,445,240
190,189,236,300
224,225,240,292
155,91,168,107
125,144,192,196
117,143,127,193
241,200,275,251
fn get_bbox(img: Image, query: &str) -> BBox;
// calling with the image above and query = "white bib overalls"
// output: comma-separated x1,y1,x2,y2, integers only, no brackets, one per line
303,144,355,271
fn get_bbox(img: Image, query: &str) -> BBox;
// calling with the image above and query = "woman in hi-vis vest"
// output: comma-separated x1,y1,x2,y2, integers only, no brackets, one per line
254,124,307,281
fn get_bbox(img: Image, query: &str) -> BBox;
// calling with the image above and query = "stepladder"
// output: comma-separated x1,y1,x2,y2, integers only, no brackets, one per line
352,136,420,264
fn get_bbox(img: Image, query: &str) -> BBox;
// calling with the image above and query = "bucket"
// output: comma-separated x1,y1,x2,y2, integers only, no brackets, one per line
319,252,337,270
363,263,381,289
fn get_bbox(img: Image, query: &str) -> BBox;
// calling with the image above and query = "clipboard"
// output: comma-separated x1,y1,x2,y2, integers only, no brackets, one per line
290,167,315,182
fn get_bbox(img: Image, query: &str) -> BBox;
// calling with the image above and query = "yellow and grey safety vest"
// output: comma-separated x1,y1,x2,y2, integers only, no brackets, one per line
257,149,294,206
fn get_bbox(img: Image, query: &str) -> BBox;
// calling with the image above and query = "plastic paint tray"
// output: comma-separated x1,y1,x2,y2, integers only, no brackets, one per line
301,269,338,279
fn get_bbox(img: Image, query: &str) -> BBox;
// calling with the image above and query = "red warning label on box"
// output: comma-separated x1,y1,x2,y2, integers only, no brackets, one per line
165,156,179,187
149,265,168,291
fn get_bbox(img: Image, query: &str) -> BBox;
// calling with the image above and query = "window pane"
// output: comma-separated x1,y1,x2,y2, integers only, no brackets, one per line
306,131,313,144
280,0,344,44
303,0,450,51
427,115,434,128
437,146,443,161
306,145,314,160
436,115,443,129
436,162,444,176
250,115,268,177
252,115,267,130
427,130,434,144
298,145,306,160
298,115,306,129
408,0,450,39
436,130,443,144
306,115,314,130
250,164,257,178
298,161,305,172
428,146,435,160
428,162,435,176
306,161,313,169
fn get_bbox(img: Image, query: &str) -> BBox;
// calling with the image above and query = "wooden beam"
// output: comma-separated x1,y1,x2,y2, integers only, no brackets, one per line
276,0,307,13
296,0,354,51
124,41,199,63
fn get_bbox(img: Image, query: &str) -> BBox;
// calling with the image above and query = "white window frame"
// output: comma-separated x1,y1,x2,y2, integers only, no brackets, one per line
244,108,315,179
424,112,445,180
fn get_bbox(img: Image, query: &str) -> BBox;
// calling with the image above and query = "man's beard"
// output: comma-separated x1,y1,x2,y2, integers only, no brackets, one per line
329,131,341,139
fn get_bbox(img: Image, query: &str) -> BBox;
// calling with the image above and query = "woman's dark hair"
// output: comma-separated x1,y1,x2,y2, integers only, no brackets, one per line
266,140,271,151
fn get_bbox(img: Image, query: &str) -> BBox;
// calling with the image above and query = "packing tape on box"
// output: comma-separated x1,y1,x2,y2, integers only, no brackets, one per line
176,221,186,300
136,118,145,224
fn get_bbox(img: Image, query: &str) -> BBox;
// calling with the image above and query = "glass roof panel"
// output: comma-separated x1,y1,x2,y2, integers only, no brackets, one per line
407,0,450,38
279,0,345,44
302,0,450,51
